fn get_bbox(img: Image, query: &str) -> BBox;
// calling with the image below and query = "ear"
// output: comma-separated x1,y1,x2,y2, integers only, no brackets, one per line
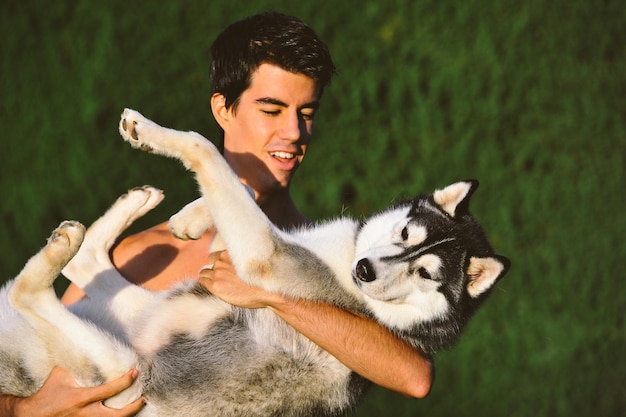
211,93,230,130
466,255,510,298
433,180,478,217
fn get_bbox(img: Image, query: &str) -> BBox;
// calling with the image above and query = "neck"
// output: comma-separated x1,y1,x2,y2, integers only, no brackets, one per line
255,187,310,230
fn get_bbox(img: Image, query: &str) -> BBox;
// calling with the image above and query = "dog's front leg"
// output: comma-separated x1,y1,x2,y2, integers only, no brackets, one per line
119,109,280,284
168,197,227,252
168,197,215,241
168,185,255,251
10,222,86,334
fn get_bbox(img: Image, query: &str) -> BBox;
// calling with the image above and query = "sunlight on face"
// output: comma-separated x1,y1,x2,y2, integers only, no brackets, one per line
222,64,320,196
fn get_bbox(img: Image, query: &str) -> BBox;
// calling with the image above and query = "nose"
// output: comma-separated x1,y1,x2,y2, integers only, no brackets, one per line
279,112,302,142
355,259,377,282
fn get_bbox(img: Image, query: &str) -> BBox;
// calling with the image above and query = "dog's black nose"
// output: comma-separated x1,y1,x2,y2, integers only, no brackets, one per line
355,259,376,282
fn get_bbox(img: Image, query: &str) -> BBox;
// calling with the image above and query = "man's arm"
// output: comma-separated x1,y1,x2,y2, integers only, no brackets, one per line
0,395,19,417
270,298,433,398
0,367,144,417
199,251,434,398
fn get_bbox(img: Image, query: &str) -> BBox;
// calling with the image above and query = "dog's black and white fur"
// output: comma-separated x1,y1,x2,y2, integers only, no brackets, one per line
0,109,510,416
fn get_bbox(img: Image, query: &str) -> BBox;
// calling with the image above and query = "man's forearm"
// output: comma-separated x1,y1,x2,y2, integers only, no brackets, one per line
0,393,23,417
199,252,434,397
268,297,433,398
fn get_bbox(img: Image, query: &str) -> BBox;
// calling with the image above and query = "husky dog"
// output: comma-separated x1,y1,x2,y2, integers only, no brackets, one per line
0,109,510,416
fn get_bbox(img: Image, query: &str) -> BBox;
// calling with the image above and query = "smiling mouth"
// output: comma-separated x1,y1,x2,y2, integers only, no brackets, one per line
270,151,296,160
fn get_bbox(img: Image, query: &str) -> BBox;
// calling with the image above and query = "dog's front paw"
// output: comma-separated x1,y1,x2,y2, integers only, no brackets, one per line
169,198,214,240
119,108,156,152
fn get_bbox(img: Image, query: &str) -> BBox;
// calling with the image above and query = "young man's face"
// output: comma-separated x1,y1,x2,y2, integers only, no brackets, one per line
219,63,320,196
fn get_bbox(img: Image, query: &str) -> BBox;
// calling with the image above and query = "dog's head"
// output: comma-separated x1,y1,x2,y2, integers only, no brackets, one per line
352,180,510,353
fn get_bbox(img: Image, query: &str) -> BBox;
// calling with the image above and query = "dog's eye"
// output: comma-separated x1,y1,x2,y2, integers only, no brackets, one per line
401,226,409,241
418,267,432,280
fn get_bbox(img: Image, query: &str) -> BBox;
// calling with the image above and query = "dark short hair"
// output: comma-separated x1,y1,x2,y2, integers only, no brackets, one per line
209,11,336,111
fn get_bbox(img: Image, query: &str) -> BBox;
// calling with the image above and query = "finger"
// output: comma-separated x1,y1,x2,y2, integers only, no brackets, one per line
202,250,223,271
208,250,223,264
214,251,235,272
198,268,214,281
218,250,231,262
119,397,147,416
198,263,217,285
98,396,146,416
85,369,139,403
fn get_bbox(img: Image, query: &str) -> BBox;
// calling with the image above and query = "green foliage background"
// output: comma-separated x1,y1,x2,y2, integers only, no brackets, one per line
1,0,624,415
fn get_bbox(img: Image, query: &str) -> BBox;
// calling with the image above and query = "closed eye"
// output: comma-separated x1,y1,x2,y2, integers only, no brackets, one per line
299,106,317,121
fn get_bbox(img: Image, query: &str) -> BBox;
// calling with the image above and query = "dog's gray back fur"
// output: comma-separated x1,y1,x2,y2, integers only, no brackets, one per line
143,298,368,416
140,238,370,416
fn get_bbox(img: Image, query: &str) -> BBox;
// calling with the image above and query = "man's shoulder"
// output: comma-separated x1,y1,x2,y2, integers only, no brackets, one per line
110,222,179,280
116,222,175,249
111,222,216,289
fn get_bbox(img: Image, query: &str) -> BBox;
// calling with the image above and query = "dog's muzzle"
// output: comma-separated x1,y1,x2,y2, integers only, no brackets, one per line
355,259,377,282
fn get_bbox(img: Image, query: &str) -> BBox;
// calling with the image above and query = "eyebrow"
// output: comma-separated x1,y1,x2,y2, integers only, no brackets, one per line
255,97,320,110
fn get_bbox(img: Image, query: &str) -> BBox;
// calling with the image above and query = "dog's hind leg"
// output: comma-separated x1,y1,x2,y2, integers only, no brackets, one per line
62,186,164,328
9,221,141,408
119,109,279,283
10,221,86,328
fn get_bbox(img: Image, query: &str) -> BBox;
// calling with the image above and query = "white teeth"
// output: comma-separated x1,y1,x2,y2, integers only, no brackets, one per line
270,151,295,159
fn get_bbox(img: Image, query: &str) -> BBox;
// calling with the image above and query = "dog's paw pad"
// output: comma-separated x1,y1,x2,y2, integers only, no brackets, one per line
46,221,85,257
121,118,139,141
121,118,136,138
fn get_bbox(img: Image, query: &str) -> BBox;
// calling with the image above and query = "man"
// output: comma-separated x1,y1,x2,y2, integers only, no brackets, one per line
1,12,432,416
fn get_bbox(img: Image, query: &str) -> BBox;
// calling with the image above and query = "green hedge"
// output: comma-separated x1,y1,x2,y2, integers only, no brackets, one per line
1,1,624,415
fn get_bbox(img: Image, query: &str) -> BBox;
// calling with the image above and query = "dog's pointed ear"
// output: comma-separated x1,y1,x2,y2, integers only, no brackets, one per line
433,180,478,217
466,255,510,298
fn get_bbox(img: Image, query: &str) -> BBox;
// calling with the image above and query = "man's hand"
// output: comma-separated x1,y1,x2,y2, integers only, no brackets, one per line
199,251,282,309
9,366,145,417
